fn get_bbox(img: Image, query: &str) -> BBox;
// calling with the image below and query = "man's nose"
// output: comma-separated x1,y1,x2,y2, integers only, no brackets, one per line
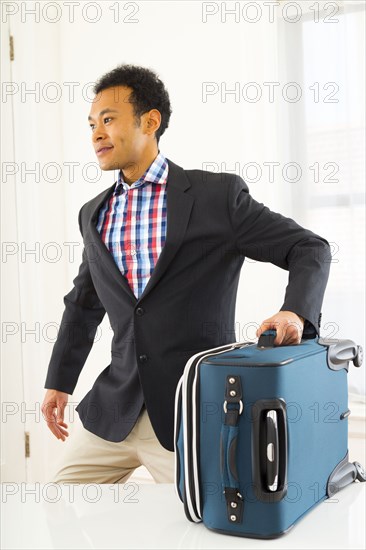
92,124,108,142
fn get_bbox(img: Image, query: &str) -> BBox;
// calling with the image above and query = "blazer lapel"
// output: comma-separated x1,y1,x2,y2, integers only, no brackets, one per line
85,157,194,304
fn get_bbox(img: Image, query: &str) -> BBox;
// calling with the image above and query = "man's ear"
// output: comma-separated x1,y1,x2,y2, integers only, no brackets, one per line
144,109,161,135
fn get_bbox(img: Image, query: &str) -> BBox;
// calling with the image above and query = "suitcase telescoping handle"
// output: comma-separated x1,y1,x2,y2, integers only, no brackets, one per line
252,399,288,502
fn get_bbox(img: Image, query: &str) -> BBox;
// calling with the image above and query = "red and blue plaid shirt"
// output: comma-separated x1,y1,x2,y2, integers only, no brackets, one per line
96,151,168,299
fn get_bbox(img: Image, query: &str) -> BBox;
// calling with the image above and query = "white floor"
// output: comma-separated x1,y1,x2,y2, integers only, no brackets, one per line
1,482,365,549
1,397,365,550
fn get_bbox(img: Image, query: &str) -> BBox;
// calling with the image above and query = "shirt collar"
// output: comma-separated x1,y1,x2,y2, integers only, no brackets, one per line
114,150,168,195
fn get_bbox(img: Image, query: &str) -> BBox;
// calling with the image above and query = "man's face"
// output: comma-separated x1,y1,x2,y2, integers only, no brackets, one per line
88,86,149,171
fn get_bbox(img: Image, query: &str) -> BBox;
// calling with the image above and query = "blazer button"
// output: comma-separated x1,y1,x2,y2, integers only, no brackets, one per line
136,307,145,316
139,354,148,363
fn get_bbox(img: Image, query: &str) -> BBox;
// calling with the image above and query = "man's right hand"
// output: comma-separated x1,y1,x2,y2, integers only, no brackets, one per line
41,389,70,441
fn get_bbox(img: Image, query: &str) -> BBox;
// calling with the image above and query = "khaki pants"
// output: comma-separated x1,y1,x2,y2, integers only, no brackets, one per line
51,407,175,484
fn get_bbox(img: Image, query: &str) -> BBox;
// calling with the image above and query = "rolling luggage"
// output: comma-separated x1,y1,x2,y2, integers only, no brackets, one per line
174,330,365,538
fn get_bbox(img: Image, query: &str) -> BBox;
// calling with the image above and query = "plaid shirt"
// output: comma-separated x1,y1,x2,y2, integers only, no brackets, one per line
96,151,168,299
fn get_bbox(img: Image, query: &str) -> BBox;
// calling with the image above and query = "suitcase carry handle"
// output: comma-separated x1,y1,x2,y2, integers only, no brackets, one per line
220,375,244,524
257,329,277,348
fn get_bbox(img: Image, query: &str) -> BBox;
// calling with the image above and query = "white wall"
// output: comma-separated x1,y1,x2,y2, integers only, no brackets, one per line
1,0,364,482
1,16,27,482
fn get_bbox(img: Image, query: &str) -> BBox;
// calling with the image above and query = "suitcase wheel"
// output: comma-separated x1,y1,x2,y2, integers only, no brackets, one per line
352,345,363,368
353,462,366,482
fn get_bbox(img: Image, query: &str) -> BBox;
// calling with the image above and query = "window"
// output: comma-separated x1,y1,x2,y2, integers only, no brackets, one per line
278,3,365,393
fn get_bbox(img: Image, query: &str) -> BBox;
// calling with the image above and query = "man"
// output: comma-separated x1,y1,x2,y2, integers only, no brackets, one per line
42,64,331,484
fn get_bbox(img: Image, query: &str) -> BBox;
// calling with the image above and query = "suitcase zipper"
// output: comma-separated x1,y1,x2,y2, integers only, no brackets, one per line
203,348,324,367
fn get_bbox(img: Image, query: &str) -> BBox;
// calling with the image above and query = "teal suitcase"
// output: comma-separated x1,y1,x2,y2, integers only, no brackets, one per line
174,330,365,538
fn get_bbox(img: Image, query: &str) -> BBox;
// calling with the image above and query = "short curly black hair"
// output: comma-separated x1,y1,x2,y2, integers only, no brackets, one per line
93,64,172,144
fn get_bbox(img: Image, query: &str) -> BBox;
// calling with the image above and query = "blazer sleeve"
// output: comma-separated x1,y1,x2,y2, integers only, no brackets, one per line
228,175,332,337
44,206,106,394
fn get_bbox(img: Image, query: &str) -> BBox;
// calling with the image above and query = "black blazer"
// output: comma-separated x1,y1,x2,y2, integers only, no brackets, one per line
44,158,331,449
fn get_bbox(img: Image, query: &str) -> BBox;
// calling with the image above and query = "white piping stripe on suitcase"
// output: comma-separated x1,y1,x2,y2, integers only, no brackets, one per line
182,352,203,522
191,358,206,518
180,341,255,523
174,375,184,502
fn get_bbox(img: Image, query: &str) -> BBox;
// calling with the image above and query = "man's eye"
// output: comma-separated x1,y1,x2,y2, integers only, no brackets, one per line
89,118,112,130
